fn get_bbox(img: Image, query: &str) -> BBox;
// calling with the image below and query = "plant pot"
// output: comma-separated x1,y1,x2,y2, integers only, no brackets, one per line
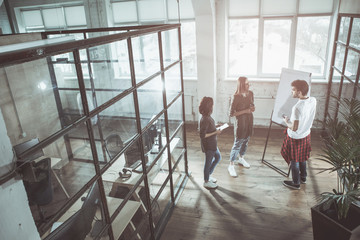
311,202,360,240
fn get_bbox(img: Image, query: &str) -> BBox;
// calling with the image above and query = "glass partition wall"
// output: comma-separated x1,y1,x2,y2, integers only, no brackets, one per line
324,14,360,121
0,24,188,240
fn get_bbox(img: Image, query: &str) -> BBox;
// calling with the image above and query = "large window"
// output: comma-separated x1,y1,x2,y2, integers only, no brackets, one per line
295,16,331,75
262,19,292,74
228,19,258,76
228,0,334,78
111,0,197,78
18,5,87,32
325,15,360,121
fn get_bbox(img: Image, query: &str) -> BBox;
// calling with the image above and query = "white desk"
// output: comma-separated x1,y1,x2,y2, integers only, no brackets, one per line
102,137,180,187
101,137,180,237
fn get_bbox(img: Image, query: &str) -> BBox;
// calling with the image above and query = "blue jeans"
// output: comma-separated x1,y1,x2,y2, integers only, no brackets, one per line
291,160,307,185
204,148,221,181
229,137,250,162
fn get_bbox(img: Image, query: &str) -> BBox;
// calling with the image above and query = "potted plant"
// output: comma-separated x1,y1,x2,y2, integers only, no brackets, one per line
311,97,360,240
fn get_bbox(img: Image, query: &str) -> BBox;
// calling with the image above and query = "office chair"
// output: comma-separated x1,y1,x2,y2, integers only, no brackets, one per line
104,133,123,160
23,157,53,222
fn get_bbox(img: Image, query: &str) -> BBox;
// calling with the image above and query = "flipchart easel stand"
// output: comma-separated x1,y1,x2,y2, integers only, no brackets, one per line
261,110,291,177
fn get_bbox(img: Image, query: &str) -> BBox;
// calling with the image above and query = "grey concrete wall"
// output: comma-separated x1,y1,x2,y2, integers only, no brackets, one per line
0,109,40,240
0,34,64,158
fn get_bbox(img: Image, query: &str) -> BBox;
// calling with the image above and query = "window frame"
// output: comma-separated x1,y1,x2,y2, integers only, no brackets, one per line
111,0,197,80
19,4,87,32
227,0,335,80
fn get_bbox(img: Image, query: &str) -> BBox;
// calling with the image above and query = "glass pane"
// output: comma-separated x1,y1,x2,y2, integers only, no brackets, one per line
86,42,131,106
132,34,160,83
350,18,360,49
138,76,163,121
334,44,346,71
181,21,197,78
152,178,172,233
138,0,166,22
147,123,169,173
43,8,65,29
47,33,85,41
167,0,194,20
109,184,145,239
228,0,259,17
149,150,170,197
170,127,185,175
165,64,181,106
299,0,333,14
167,96,183,139
41,181,109,239
99,94,137,164
333,67,341,78
102,112,168,175
141,114,167,171
31,130,97,232
162,28,179,68
3,59,66,140
112,39,132,81
14,135,97,235
338,17,350,44
228,19,258,76
103,138,146,187
338,80,356,122
263,19,291,74
112,1,138,23
64,6,86,26
172,154,186,199
22,10,43,28
59,90,83,126
103,152,149,239
102,92,136,136
340,80,355,100
345,49,360,80
262,0,296,15
52,52,77,79
295,16,330,76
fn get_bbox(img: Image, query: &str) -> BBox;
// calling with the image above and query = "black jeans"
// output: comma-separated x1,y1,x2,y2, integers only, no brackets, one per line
291,160,307,185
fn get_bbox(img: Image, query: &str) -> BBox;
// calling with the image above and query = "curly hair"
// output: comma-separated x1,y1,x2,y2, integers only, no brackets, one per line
199,97,213,116
291,79,309,96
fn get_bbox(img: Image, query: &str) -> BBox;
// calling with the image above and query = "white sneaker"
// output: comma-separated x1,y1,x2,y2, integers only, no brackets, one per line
237,157,250,168
203,181,218,189
209,176,217,183
228,165,237,177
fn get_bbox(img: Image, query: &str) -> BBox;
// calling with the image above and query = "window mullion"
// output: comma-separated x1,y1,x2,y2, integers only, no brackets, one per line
62,7,68,30
289,16,297,69
258,17,264,76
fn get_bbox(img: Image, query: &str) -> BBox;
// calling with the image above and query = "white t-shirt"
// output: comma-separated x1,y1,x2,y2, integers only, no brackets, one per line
287,97,317,139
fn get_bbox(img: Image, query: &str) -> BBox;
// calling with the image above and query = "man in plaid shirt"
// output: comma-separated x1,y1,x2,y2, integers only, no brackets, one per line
281,80,317,190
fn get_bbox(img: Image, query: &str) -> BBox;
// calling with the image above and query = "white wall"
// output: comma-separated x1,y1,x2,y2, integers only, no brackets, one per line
339,0,360,14
192,0,218,119
0,109,40,240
